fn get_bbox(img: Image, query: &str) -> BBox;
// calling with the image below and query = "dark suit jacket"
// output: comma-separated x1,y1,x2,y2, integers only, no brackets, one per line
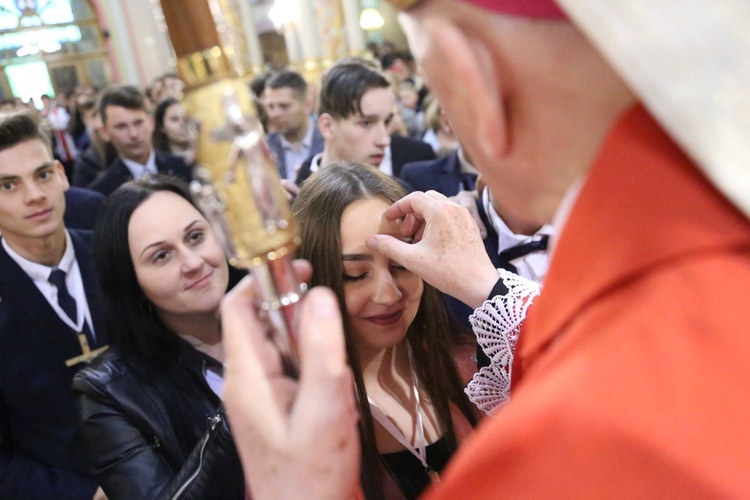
71,147,104,188
266,123,324,180
64,187,105,231
400,150,475,197
0,230,108,499
87,151,192,197
389,134,436,177
294,135,436,186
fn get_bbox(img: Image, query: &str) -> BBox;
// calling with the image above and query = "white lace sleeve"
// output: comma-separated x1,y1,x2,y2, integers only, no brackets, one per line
465,269,540,415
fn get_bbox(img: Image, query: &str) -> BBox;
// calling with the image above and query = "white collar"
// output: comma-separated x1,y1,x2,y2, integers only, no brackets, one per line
309,152,324,174
2,230,74,281
483,190,554,250
122,149,157,178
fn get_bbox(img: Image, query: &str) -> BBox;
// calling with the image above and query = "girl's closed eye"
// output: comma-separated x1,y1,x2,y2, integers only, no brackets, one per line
343,272,367,282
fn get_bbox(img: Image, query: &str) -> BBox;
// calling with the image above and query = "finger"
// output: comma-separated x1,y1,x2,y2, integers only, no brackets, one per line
292,259,313,283
424,189,448,201
224,277,284,377
366,234,417,269
292,288,360,497
401,212,424,239
295,287,349,388
292,287,354,428
413,223,426,243
382,191,439,221
221,277,285,438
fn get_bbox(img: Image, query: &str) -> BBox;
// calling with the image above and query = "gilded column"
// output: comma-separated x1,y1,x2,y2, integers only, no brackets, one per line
297,0,323,70
313,0,348,65
340,0,366,55
271,0,321,71
235,0,265,74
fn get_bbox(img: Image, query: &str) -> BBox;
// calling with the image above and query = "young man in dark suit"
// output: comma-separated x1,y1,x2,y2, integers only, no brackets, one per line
88,85,192,197
264,71,324,182
295,61,435,185
0,111,108,499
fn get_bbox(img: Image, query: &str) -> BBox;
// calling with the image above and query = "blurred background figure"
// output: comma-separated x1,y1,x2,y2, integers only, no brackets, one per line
396,82,425,139
44,94,78,181
421,99,458,157
249,70,276,134
264,71,323,182
152,97,198,165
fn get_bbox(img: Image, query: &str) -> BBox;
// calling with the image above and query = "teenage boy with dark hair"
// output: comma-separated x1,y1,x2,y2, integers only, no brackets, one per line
0,110,108,499
88,85,191,196
294,61,433,185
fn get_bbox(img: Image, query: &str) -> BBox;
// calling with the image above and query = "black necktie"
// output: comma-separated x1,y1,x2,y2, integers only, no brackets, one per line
49,268,77,324
499,235,549,262
498,234,549,273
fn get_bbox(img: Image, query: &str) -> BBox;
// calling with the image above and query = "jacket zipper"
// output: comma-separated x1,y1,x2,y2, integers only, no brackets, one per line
170,413,222,499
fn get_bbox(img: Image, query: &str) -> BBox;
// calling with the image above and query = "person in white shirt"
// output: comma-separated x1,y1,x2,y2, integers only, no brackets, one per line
264,71,323,183
87,85,192,197
293,61,396,186
0,110,107,500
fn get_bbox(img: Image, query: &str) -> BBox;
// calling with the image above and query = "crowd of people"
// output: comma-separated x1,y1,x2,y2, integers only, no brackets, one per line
0,50,528,500
2,0,749,498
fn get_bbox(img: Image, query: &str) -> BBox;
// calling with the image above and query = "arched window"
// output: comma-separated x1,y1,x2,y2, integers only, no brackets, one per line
0,0,110,106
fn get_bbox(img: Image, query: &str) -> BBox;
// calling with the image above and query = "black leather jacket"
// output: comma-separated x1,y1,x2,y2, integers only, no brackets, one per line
72,346,245,500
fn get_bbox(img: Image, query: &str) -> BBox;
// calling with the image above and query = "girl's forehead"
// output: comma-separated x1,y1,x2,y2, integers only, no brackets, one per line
340,197,401,247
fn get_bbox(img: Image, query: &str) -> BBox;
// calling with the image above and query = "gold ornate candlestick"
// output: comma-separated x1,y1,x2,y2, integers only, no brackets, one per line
161,0,304,376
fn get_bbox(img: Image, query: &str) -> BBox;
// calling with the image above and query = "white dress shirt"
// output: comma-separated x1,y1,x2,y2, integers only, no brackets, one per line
483,189,554,283
280,118,316,180
378,146,393,177
122,150,157,180
3,231,96,338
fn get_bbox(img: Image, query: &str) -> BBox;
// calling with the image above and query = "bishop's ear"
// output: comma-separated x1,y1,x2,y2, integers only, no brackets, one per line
400,10,507,165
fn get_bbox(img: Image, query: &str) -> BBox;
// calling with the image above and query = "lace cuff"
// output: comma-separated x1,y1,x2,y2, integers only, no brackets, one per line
465,269,540,415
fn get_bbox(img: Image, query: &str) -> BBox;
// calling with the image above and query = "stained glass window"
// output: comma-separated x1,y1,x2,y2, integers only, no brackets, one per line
0,0,106,104
0,0,93,57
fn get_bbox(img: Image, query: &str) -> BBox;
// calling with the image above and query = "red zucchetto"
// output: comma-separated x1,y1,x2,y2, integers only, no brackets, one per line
387,0,566,18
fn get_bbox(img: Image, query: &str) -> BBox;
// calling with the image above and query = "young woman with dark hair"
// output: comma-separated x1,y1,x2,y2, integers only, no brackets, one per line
293,162,479,499
152,98,196,164
72,176,246,499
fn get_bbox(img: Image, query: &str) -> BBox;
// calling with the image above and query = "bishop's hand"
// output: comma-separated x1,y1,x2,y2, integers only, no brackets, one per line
367,190,499,309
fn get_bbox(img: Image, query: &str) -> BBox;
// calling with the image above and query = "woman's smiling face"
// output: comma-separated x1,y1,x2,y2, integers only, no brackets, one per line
128,191,228,324
339,196,423,358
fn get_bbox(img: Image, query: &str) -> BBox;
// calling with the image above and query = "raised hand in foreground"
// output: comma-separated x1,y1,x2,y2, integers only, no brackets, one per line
366,190,499,309
221,261,361,500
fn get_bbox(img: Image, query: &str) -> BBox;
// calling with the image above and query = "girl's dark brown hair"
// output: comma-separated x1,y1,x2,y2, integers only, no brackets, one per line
294,162,477,499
